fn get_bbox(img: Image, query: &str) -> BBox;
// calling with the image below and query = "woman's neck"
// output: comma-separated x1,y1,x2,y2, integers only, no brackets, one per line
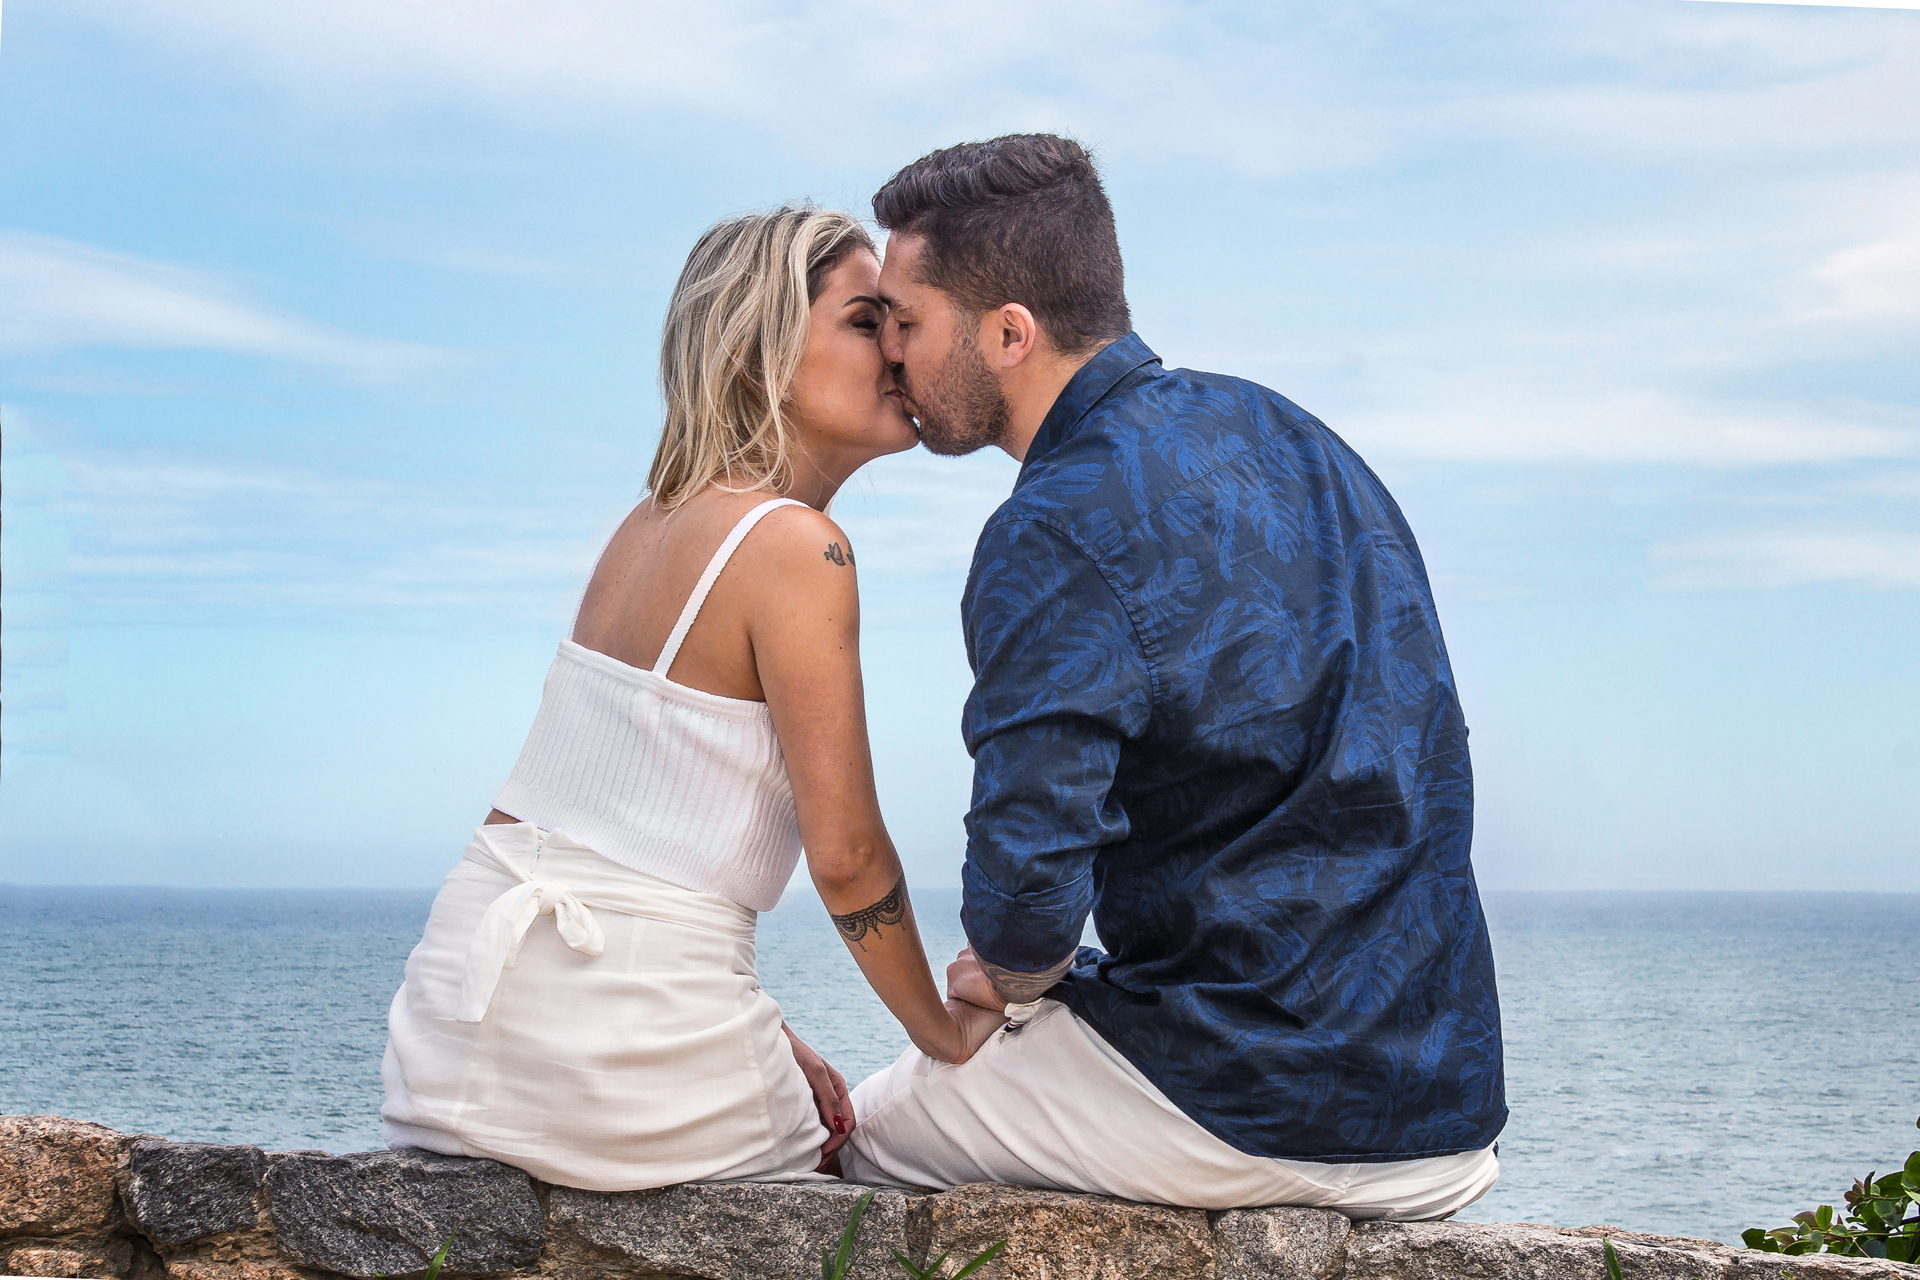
780,448,865,511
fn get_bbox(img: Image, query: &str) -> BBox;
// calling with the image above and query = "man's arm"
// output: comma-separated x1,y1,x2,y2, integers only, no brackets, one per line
981,952,1077,1004
947,945,1075,1010
957,517,1153,995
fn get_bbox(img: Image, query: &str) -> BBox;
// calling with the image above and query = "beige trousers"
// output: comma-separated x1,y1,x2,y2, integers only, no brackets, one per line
840,998,1498,1219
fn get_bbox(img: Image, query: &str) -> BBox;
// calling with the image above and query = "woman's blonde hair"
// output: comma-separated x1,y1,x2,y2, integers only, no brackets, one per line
648,205,878,510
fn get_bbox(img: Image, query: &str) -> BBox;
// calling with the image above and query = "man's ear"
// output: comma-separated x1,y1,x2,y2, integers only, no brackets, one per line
984,303,1041,370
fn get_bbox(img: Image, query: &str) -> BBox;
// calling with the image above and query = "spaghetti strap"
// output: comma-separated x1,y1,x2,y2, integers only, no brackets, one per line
653,498,806,677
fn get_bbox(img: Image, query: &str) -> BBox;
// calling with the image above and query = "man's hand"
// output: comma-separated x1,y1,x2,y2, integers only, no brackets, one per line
946,947,1007,1011
781,1023,852,1167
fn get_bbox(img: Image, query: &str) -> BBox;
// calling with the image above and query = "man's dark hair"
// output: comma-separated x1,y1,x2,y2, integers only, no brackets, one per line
873,134,1130,354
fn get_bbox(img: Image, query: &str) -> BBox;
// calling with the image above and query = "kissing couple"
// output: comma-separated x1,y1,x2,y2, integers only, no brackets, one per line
381,133,1507,1220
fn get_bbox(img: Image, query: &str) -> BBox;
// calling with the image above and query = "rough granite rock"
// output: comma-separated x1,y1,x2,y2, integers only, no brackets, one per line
1346,1219,1920,1280
1213,1206,1350,1280
0,1240,136,1278
160,1262,310,1280
262,1150,544,1278
0,1115,149,1238
1553,1224,1920,1279
543,1181,910,1280
905,1183,1214,1280
125,1142,269,1246
20,1113,1920,1280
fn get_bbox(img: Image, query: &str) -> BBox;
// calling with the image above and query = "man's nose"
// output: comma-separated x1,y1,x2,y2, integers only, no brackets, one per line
879,316,904,365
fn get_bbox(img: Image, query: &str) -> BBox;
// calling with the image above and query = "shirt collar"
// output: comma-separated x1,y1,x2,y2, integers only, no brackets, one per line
1021,332,1161,468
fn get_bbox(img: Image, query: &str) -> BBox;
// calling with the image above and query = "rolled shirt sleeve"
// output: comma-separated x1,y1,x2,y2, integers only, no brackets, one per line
959,516,1154,975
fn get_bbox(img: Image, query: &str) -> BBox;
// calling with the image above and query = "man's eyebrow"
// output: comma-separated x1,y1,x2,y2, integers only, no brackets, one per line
876,292,906,311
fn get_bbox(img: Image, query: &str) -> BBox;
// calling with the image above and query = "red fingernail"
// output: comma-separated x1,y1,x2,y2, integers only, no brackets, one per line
834,1115,846,1132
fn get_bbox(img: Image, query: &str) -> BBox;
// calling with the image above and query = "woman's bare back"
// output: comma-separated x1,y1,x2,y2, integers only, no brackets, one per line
572,490,809,701
485,488,826,827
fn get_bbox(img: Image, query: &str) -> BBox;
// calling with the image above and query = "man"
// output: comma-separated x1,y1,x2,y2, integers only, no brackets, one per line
838,134,1505,1219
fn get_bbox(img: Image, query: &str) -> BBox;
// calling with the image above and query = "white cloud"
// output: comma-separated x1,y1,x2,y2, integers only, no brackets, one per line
833,448,1021,583
1689,0,1920,9
1345,393,1918,466
64,0,1920,174
1652,531,1920,588
0,231,456,378
55,0,1378,174
1829,468,1920,497
1807,219,1920,320
65,459,320,499
55,453,610,620
42,437,1015,625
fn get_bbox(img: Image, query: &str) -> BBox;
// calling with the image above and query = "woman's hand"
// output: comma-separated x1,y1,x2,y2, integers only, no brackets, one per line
925,998,1008,1066
945,946,1008,1012
781,1023,853,1165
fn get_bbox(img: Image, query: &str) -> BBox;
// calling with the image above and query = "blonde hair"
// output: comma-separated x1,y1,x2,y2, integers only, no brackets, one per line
648,205,878,510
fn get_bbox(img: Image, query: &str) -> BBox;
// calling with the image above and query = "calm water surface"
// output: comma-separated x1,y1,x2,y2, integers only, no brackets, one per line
1,885,1913,1246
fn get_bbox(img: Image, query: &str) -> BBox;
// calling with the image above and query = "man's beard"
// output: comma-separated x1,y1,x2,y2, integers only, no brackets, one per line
900,325,1011,458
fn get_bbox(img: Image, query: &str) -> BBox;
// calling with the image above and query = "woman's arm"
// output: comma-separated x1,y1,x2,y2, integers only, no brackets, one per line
745,509,1001,1064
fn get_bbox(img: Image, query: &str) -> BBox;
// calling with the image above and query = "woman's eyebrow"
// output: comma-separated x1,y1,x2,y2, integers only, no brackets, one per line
844,294,884,309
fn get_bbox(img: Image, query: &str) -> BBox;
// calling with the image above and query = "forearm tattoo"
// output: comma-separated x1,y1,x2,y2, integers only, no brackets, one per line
981,953,1076,1004
823,541,855,567
831,878,906,951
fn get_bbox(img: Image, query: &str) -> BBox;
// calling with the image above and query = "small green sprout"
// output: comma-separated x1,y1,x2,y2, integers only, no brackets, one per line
422,1233,455,1280
892,1239,1007,1279
824,1189,1007,1279
373,1232,455,1280
822,1191,874,1280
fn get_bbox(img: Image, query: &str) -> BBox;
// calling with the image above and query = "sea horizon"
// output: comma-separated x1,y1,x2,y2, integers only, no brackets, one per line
4,884,1915,1249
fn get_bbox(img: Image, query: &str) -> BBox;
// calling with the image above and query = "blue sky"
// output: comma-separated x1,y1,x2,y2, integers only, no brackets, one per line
2,0,1915,892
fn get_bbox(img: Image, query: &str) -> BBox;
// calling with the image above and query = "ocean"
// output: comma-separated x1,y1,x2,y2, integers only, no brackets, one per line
1,885,1913,1247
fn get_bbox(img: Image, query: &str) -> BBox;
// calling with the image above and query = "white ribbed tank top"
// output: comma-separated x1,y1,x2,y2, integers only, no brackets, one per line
492,498,805,911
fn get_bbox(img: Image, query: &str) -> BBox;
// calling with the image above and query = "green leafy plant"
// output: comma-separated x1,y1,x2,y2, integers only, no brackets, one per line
1742,1118,1920,1263
374,1232,455,1280
822,1189,1007,1279
890,1239,1007,1280
1602,1236,1624,1280
822,1191,875,1280
422,1234,456,1280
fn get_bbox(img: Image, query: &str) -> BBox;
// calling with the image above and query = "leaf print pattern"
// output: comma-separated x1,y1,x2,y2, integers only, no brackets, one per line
959,334,1505,1163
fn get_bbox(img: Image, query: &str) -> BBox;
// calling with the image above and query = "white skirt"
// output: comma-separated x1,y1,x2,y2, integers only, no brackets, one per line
381,823,827,1191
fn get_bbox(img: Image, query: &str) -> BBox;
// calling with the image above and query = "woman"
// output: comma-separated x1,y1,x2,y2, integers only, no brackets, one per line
381,206,1005,1190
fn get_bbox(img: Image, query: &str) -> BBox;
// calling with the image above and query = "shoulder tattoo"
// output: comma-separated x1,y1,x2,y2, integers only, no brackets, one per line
831,878,906,951
823,541,854,567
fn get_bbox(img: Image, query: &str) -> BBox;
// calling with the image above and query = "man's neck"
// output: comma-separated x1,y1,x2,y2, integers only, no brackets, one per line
999,339,1113,463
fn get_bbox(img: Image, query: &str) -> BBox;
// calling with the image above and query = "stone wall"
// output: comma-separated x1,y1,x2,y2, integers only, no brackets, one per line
4,1116,1916,1280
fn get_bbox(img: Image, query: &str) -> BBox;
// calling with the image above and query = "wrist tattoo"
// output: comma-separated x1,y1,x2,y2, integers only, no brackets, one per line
823,541,854,567
982,953,1076,1004
831,878,905,951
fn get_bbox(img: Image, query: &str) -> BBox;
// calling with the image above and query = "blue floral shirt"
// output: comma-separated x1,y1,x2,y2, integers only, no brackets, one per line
957,334,1506,1163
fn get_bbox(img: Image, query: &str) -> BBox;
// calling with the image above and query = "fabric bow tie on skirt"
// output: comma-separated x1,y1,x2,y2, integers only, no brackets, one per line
457,851,607,1023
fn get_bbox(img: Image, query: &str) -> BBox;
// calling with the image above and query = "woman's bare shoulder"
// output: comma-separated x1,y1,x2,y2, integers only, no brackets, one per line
742,502,862,577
